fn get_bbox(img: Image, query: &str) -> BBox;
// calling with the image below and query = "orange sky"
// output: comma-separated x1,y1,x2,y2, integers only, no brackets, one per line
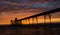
0,0,60,25
0,10,60,25
0,12,35,25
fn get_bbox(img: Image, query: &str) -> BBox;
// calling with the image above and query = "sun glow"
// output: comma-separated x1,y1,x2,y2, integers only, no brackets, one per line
21,18,60,24
0,12,60,25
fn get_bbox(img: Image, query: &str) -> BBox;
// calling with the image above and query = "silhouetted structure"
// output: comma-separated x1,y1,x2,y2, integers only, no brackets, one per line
10,19,15,25
15,18,18,24
10,20,13,24
11,18,22,25
10,8,60,25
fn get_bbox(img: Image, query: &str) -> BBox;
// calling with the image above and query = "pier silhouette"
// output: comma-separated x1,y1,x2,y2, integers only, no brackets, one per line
11,8,60,25
0,8,60,35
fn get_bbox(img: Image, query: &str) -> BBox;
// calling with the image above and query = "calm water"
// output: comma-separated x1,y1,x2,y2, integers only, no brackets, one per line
0,23,60,35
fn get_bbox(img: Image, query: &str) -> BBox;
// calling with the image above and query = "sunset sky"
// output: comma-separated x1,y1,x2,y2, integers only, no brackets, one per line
0,0,60,25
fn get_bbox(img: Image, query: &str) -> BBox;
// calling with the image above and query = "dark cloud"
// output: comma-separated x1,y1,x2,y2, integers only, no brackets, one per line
0,0,60,12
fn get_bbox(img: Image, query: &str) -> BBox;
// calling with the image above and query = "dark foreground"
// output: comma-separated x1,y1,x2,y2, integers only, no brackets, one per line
0,23,60,35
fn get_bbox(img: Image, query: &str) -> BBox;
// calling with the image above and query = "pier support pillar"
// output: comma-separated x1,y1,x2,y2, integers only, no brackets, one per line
44,15,46,23
48,14,51,23
28,19,30,24
36,17,38,24
32,17,34,24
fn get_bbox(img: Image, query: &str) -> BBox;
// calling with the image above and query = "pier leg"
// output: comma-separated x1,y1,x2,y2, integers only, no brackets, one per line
49,14,51,23
23,20,25,24
28,19,30,24
20,20,22,24
44,15,46,23
22,20,24,24
21,20,23,24
25,19,27,24
32,17,34,24
36,17,38,24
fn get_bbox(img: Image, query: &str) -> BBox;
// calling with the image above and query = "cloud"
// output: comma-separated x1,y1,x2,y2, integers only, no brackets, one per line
0,0,60,12
0,8,46,15
1,1,22,6
0,0,60,24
